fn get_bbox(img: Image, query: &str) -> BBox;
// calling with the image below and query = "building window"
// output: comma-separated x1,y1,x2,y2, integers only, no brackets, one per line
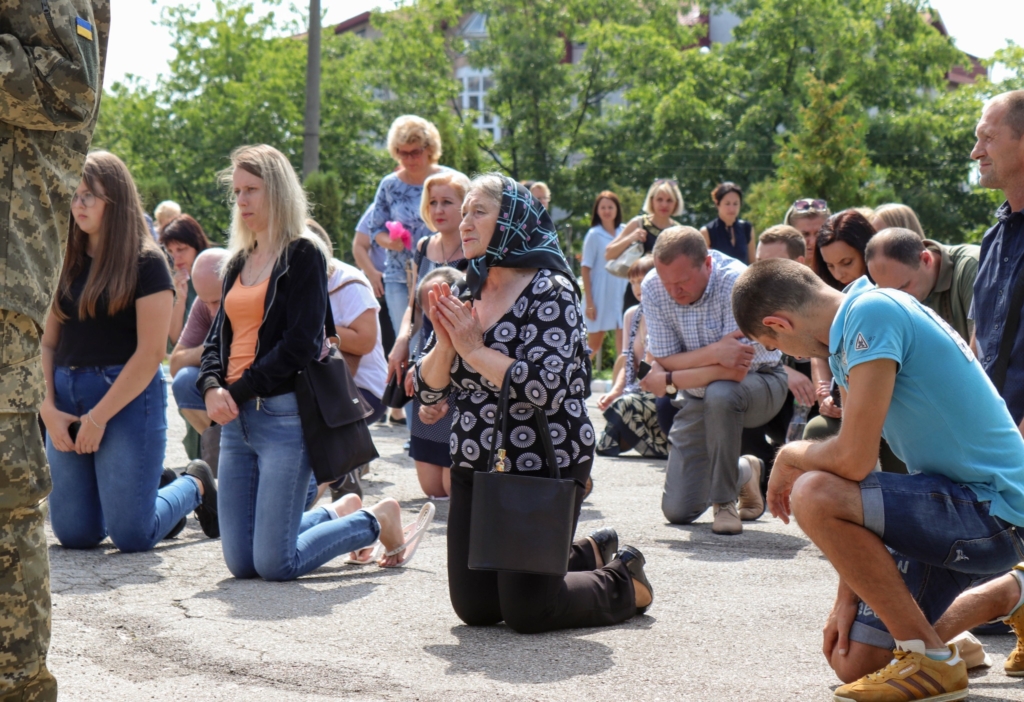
458,67,500,141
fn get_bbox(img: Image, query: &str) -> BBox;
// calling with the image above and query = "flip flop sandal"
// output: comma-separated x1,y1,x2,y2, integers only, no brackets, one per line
344,542,382,565
382,503,435,569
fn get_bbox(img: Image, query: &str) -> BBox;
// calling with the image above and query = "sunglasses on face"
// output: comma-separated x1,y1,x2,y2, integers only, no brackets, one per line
397,147,425,159
792,198,828,212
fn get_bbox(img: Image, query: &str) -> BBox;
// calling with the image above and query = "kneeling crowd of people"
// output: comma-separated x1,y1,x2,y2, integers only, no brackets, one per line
35,90,1024,702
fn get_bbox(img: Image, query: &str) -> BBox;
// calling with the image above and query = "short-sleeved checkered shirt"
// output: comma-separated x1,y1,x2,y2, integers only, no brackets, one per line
641,250,782,397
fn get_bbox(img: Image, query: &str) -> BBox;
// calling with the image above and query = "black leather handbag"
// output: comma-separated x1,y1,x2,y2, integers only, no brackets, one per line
381,372,412,409
467,365,577,576
295,309,379,485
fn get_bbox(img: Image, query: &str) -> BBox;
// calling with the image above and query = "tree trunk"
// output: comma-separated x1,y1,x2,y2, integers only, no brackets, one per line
303,0,321,178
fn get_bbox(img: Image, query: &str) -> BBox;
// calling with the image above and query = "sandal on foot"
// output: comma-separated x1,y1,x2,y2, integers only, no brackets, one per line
381,503,435,568
345,542,382,565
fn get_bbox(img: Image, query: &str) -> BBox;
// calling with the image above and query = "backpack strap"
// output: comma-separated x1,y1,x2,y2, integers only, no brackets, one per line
329,277,372,296
990,266,1024,393
413,234,431,270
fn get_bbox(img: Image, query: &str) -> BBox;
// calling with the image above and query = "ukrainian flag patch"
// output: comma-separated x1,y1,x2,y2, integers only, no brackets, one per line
76,17,93,40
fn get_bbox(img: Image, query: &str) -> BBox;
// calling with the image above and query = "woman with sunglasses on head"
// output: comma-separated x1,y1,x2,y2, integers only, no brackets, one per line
783,198,831,274
605,178,685,311
362,115,450,423
700,182,755,264
199,144,431,579
42,151,215,553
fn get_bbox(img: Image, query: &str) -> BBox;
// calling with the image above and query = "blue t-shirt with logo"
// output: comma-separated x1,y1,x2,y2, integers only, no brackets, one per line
829,277,1024,526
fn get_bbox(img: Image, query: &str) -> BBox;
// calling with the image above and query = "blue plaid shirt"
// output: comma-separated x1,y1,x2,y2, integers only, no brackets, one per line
641,250,782,397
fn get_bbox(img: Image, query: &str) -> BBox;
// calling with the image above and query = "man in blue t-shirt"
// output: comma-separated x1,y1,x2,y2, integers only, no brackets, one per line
732,259,1024,702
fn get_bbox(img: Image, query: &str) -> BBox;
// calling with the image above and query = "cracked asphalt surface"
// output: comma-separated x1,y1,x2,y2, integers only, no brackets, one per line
45,382,1024,701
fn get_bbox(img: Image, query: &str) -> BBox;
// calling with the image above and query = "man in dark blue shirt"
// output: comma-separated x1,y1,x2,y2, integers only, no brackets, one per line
971,90,1024,428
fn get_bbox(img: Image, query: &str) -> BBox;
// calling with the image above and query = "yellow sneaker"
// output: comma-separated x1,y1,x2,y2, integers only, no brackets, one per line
1005,592,1024,676
833,643,967,702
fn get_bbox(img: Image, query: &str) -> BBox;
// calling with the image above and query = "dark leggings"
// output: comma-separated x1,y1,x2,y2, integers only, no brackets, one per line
447,463,637,634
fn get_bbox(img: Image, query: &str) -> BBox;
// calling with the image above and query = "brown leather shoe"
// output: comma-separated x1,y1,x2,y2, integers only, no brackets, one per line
712,502,741,535
738,455,765,521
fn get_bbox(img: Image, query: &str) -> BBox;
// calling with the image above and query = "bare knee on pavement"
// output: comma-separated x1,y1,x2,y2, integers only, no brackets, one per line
832,641,893,684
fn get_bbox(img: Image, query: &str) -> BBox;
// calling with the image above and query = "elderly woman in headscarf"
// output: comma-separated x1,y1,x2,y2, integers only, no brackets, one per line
414,174,654,633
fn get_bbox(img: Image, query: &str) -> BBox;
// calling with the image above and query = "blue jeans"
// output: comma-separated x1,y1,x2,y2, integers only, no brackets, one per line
851,471,1024,649
384,279,410,340
172,365,319,507
47,365,200,552
171,365,205,410
218,392,381,581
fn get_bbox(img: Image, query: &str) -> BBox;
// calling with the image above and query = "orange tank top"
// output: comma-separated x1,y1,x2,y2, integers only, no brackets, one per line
225,275,269,384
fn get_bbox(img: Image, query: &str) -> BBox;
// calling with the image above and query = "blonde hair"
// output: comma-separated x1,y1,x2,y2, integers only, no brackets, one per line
154,200,181,227
387,115,442,164
220,144,329,266
530,182,551,200
643,179,684,217
420,170,471,230
871,203,924,237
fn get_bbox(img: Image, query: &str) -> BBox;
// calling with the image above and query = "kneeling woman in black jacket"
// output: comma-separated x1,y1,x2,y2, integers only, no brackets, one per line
199,144,430,580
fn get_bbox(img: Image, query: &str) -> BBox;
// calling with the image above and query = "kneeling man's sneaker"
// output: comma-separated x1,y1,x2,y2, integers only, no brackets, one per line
833,643,966,702
738,455,764,521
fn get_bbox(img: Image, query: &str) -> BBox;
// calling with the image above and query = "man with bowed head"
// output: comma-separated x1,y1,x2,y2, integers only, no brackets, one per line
639,226,788,535
731,257,1024,702
0,1,109,699
865,228,978,343
170,248,232,472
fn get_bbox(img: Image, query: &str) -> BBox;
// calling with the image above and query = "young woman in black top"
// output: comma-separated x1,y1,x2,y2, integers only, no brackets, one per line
700,182,755,264
41,151,218,553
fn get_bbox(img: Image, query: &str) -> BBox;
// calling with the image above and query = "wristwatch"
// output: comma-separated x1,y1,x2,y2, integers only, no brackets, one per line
665,372,677,395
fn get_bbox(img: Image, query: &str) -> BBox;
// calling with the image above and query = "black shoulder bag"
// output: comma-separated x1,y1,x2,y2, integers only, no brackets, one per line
295,305,380,484
467,364,577,576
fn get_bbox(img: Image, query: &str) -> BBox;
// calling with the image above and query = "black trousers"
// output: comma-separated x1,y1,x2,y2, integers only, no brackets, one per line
447,464,637,634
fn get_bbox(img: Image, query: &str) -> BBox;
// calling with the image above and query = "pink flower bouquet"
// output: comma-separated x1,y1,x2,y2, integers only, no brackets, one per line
385,221,412,250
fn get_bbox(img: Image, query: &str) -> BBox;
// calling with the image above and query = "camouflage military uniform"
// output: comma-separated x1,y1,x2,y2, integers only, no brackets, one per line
0,3,109,700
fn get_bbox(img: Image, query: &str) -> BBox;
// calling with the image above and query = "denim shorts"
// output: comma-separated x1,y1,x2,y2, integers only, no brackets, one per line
850,471,1024,650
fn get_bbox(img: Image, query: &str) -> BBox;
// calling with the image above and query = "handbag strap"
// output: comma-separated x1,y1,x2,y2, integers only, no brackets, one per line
488,363,561,479
991,265,1024,393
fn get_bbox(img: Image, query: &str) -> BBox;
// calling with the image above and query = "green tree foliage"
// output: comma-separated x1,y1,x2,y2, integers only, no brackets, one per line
746,77,894,230
305,170,348,258
94,0,1016,256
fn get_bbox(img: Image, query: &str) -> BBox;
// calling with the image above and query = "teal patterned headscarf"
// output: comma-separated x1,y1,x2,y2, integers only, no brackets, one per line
464,176,577,300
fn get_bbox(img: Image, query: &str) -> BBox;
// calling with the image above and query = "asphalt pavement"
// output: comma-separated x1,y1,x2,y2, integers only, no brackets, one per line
45,384,1024,701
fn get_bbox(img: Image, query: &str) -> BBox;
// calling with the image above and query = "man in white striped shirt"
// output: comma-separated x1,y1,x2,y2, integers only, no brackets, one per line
640,227,787,535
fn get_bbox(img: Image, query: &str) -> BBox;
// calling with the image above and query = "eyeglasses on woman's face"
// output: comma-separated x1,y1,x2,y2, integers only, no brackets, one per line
71,191,99,208
396,146,425,160
792,198,828,213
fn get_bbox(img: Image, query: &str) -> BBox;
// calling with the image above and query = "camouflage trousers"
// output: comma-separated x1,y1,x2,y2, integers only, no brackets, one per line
0,310,56,702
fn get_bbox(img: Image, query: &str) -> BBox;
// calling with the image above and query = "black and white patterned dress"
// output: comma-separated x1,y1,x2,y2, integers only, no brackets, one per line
414,269,594,474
